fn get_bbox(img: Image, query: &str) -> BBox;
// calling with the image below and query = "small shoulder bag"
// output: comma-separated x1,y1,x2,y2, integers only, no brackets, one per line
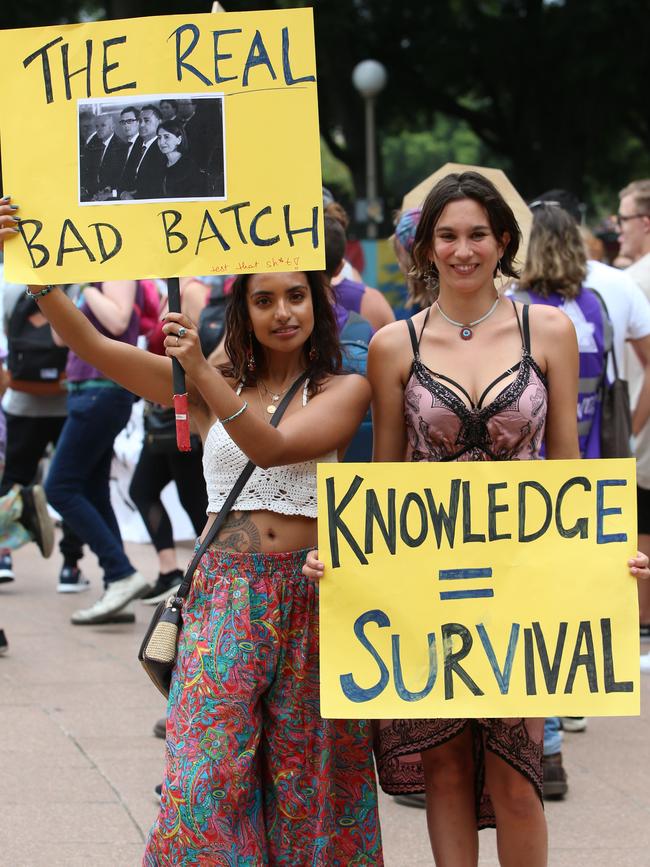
138,371,308,697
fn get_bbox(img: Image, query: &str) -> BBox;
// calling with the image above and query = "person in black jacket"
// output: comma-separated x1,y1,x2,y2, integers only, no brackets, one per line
119,105,166,201
156,121,206,199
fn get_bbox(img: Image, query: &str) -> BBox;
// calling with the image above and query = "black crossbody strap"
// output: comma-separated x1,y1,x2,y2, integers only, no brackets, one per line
175,370,309,600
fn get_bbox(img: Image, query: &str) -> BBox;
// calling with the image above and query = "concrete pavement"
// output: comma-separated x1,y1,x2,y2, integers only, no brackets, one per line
2,537,650,866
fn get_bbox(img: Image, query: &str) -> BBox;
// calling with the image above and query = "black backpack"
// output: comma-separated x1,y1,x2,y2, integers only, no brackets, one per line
7,293,68,385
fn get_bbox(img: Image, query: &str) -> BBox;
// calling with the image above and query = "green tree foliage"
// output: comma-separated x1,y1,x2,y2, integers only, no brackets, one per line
4,0,650,216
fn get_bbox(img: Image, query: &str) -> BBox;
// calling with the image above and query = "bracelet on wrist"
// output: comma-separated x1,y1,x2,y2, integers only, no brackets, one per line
219,401,248,425
25,285,54,301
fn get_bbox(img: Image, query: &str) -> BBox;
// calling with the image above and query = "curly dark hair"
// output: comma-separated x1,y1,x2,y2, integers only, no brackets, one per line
221,271,342,394
411,171,522,299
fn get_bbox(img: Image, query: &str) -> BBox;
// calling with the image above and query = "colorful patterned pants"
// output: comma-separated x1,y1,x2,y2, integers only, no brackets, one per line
144,547,383,866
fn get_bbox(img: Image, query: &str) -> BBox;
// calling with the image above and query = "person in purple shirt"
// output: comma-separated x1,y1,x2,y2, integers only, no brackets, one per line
45,281,150,624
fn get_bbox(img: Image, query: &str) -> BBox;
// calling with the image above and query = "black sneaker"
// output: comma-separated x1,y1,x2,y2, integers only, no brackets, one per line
0,553,14,584
57,565,91,594
0,628,8,655
141,570,183,605
20,485,54,558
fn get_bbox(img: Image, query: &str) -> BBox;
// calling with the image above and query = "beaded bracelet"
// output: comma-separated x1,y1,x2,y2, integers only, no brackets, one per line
25,285,54,300
219,401,248,425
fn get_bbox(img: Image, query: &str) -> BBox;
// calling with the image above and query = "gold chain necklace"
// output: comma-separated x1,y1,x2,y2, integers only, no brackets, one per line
257,377,292,415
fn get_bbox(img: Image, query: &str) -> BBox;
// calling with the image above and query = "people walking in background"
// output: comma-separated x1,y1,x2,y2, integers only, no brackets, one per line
131,277,208,605
512,200,613,795
0,278,85,590
44,281,149,625
617,180,650,669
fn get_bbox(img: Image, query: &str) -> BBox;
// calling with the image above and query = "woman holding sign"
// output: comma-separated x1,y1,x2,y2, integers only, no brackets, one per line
1,213,382,863
305,172,648,866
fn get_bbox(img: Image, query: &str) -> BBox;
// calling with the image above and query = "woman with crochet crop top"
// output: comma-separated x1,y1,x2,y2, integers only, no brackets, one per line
304,172,649,867
14,263,383,865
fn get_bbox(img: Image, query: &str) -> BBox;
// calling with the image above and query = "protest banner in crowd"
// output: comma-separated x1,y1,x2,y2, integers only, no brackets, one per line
318,459,639,718
0,9,323,282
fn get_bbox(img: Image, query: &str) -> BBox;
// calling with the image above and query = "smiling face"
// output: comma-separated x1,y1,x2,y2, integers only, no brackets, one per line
430,198,507,296
157,128,183,156
246,272,314,356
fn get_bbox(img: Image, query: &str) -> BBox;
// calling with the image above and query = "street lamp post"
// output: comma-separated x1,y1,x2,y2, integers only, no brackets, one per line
352,59,388,239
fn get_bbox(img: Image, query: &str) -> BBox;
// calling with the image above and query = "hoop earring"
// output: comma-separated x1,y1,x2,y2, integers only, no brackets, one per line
247,332,256,372
308,336,319,362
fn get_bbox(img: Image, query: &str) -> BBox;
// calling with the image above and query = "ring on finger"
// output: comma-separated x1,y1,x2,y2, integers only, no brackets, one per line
177,326,187,339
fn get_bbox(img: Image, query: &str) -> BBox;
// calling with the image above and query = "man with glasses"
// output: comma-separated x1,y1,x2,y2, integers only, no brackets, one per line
618,180,650,671
618,180,650,293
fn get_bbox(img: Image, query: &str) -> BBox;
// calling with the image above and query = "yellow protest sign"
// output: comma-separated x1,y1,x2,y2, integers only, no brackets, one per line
0,9,323,283
318,459,639,718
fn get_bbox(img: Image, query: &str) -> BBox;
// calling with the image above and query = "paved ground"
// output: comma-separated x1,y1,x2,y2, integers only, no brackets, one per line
2,538,649,866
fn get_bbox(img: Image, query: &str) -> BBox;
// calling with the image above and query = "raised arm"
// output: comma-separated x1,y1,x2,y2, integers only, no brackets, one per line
82,280,137,335
163,311,371,468
29,285,174,405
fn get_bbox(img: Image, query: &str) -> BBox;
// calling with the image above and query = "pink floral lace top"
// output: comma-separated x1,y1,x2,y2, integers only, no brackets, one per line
404,303,548,462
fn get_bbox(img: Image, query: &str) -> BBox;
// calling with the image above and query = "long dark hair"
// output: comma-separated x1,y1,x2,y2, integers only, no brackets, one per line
412,171,522,297
222,271,342,393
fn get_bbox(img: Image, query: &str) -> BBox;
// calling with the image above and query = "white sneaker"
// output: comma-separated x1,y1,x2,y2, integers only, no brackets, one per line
641,653,650,674
561,717,587,733
71,571,150,624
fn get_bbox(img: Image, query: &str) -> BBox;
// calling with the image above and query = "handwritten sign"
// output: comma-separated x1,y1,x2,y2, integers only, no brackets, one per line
318,460,640,718
0,9,323,282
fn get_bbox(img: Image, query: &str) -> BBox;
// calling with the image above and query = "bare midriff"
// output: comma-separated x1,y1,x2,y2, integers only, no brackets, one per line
200,510,316,553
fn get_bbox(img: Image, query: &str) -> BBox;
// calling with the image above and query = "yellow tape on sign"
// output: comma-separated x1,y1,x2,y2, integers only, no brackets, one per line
318,459,640,719
0,9,323,282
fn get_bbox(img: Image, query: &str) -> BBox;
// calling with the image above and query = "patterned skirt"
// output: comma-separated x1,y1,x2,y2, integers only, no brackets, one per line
375,717,544,829
144,546,383,865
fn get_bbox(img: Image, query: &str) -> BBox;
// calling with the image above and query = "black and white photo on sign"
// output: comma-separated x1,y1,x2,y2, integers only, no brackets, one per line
78,94,226,205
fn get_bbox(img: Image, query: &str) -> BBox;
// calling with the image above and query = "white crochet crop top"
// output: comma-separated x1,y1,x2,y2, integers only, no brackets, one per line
203,380,337,518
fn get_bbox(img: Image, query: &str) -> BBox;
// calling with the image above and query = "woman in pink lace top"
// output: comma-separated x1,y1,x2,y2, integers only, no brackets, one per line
365,172,649,865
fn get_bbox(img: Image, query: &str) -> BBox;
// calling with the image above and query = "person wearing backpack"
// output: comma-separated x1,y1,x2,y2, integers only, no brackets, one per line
323,216,375,461
43,280,151,624
511,201,611,800
0,279,85,589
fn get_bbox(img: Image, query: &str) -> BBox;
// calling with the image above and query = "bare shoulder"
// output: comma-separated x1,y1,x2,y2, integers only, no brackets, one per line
526,301,576,341
368,316,413,357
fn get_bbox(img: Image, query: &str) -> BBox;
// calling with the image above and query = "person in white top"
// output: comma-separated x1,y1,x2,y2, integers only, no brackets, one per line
617,180,650,648
3,203,382,863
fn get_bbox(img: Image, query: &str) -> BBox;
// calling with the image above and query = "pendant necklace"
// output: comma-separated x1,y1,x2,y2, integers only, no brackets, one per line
257,378,291,415
436,295,500,340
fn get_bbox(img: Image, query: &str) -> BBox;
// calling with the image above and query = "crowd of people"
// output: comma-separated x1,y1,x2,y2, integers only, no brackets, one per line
1,171,650,865
79,97,225,202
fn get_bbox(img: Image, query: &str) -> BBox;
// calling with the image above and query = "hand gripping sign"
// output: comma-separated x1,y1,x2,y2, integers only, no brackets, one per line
0,9,323,283
318,459,640,719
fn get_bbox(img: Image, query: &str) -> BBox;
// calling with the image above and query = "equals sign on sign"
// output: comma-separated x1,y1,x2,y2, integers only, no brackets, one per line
438,568,494,601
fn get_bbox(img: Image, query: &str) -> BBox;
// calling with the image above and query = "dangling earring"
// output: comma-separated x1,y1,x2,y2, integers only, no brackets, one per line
493,258,503,278
424,262,438,292
308,336,318,362
247,332,256,372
